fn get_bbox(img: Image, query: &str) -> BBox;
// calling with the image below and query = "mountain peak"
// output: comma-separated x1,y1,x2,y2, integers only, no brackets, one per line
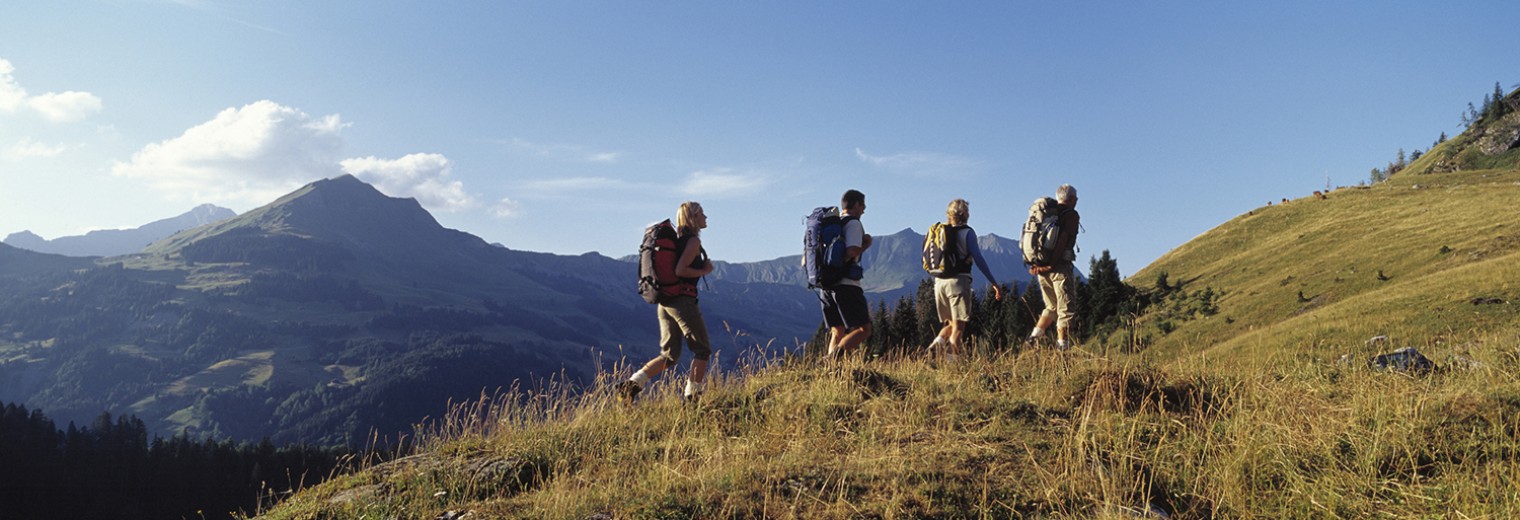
317,173,370,190
3,230,46,250
5,204,238,257
145,175,485,269
259,175,428,226
187,203,236,219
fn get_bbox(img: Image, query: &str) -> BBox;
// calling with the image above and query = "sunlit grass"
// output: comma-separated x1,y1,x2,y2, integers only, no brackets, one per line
247,324,1520,519
1130,168,1520,361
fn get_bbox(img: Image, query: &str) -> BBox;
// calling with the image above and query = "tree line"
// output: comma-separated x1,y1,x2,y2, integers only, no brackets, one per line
0,401,348,519
1372,81,1517,183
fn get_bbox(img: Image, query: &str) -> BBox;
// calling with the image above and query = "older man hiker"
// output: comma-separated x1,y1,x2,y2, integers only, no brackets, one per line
1025,184,1081,351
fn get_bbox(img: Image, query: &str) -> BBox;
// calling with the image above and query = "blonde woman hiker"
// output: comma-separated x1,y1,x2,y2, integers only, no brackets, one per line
618,201,714,403
924,199,1003,362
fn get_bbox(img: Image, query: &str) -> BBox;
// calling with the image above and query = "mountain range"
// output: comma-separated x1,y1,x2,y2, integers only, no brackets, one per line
0,175,1031,445
4,204,236,257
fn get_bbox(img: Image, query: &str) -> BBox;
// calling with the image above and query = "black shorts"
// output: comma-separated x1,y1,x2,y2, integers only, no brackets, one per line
819,285,870,330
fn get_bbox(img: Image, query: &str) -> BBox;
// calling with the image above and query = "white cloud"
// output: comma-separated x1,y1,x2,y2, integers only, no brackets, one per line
111,100,347,207
854,147,982,178
680,169,769,198
5,138,68,159
27,91,103,122
506,138,622,164
0,59,24,112
490,197,522,218
340,153,478,212
586,151,624,163
519,176,631,193
0,58,102,122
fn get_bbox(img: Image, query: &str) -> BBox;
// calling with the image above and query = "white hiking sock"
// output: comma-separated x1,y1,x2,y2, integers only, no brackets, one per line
685,379,704,397
631,370,651,388
1029,327,1044,339
1056,339,1069,351
928,336,946,350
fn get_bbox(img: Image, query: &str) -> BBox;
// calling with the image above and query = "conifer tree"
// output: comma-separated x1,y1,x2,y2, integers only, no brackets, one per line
1497,81,1514,117
868,299,891,355
892,296,918,355
1080,250,1132,339
913,278,937,348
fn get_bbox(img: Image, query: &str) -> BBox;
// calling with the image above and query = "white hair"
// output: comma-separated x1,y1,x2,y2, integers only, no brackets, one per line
1056,184,1077,203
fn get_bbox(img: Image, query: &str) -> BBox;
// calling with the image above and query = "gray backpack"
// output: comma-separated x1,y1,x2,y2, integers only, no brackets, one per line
1020,197,1064,267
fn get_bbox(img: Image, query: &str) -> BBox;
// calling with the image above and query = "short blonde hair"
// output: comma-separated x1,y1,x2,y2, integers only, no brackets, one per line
677,201,703,237
946,199,969,226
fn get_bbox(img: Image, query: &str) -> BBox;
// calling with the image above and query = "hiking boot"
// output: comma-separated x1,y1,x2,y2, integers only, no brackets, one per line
615,380,642,402
683,393,701,407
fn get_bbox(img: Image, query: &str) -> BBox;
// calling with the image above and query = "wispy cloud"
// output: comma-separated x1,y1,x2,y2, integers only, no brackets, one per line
111,100,347,207
0,60,24,112
586,151,624,163
0,59,103,122
518,176,633,193
168,0,288,36
5,138,68,159
504,138,623,164
854,147,983,178
490,197,522,218
27,91,103,123
341,153,477,212
680,169,770,198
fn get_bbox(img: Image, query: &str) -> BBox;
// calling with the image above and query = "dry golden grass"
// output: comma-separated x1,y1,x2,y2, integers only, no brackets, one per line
247,331,1520,519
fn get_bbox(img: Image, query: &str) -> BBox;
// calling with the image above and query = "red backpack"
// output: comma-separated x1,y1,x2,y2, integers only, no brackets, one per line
637,220,697,304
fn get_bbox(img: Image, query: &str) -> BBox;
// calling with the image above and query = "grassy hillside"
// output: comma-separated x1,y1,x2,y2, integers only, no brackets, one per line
249,342,1520,519
1129,167,1520,363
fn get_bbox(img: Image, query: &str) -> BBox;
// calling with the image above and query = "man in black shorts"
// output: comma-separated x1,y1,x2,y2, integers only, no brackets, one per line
821,189,873,359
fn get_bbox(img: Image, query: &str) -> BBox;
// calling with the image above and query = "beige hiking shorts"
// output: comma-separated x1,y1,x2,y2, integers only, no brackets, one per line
934,275,973,323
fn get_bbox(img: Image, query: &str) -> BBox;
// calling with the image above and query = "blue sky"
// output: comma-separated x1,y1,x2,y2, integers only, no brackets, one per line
2,1,1517,276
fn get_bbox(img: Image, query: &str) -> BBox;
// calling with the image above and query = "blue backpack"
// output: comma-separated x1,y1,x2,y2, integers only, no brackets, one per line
804,207,861,288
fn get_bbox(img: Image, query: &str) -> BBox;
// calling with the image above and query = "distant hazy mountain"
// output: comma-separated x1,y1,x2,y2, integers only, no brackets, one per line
0,176,815,445
4,204,236,257
0,242,97,277
710,227,1035,301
